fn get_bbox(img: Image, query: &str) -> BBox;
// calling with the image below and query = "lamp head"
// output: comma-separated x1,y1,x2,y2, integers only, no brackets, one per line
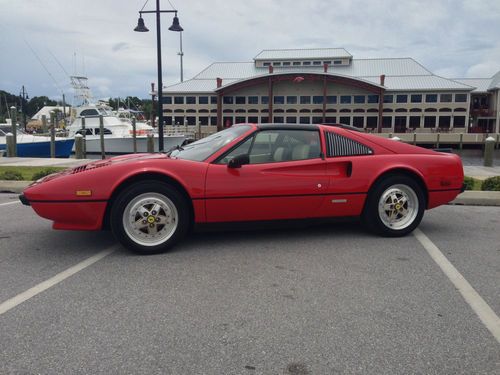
134,16,149,32
168,14,183,32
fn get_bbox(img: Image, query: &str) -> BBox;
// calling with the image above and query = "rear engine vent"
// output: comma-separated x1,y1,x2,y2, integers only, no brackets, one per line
325,132,373,157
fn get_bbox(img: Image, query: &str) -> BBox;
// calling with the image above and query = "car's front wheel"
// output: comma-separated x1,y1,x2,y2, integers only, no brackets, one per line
363,175,425,237
110,181,189,254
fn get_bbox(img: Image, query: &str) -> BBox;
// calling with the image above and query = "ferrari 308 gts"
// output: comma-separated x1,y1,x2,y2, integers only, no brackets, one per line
20,124,464,254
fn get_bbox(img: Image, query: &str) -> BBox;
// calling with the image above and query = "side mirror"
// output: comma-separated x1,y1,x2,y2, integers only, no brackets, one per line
227,154,249,168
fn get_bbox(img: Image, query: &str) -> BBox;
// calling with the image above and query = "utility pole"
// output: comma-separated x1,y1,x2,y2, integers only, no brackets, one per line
151,82,156,128
178,31,184,82
19,85,29,131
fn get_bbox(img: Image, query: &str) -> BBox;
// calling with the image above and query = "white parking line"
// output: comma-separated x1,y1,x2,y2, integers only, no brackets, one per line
0,246,116,316
0,201,20,207
414,228,500,343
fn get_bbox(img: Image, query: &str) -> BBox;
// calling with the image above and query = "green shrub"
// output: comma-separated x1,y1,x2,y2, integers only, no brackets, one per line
481,176,500,191
463,176,475,190
0,170,23,180
32,168,60,181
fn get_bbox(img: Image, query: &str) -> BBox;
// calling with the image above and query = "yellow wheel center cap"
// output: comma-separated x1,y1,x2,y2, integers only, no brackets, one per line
147,216,155,224
395,204,401,210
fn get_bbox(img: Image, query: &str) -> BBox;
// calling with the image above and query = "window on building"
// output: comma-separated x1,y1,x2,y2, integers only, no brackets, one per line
303,61,311,66
440,94,452,103
235,96,246,104
273,62,281,66
367,95,379,104
424,116,436,128
287,96,297,104
263,62,271,67
339,116,351,125
396,95,408,103
286,116,297,123
313,96,324,104
299,117,310,124
246,96,258,104
334,60,342,65
198,116,209,126
439,116,451,128
411,94,422,103
323,61,332,65
300,96,311,104
382,116,392,128
352,116,364,128
366,117,378,129
274,96,285,104
223,96,234,104
174,96,184,104
312,117,323,124
409,116,420,128
454,116,466,127
246,116,257,123
383,95,393,103
354,95,365,104
210,96,217,104
326,96,337,104
198,96,208,105
293,61,301,66
261,117,269,123
273,116,284,123
185,96,195,104
261,96,269,105
283,61,291,66
162,96,172,104
235,116,246,123
426,94,438,103
313,61,321,65
340,96,352,104
210,117,217,126
455,94,467,103
325,117,336,123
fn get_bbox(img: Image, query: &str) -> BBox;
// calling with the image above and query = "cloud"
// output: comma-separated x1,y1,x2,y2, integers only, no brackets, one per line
0,0,499,99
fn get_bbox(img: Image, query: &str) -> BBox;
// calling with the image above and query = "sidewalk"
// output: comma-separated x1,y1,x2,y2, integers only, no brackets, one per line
1,157,500,205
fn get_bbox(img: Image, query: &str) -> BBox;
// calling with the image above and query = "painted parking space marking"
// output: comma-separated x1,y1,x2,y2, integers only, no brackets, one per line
0,201,20,207
414,228,500,343
0,246,116,316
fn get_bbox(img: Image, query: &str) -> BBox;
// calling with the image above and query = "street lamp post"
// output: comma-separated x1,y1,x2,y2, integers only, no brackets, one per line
134,1,183,152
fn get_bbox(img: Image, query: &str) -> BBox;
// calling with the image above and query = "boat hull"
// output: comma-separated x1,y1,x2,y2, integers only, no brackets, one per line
0,139,75,158
76,135,186,154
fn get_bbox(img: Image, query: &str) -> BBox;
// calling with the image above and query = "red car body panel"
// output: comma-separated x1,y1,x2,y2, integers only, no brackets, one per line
21,124,464,231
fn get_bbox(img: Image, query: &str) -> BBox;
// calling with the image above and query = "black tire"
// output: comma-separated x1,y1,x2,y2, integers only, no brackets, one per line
110,181,189,254
362,175,425,237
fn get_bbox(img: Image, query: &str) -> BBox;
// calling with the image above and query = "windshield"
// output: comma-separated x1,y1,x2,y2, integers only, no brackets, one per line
169,125,252,161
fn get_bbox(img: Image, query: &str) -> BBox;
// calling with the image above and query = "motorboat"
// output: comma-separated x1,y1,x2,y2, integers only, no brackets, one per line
0,123,74,158
67,105,186,154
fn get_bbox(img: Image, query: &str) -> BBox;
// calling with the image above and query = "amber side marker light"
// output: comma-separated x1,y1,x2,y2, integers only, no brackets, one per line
76,190,92,197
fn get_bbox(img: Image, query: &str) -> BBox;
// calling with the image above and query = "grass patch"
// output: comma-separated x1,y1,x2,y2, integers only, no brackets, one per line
0,166,65,181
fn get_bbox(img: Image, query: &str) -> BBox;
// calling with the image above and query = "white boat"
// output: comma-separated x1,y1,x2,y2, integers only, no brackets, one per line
67,105,186,154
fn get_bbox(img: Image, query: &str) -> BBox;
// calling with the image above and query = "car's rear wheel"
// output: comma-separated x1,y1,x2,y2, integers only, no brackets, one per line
363,175,425,237
110,181,189,254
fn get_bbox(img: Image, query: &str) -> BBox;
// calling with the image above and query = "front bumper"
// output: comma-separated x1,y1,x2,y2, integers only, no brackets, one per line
19,194,30,206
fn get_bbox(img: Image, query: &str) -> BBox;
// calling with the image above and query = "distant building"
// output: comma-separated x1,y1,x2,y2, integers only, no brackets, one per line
163,48,500,134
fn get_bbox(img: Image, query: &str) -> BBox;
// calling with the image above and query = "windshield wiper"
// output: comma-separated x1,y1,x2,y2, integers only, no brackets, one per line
165,144,184,156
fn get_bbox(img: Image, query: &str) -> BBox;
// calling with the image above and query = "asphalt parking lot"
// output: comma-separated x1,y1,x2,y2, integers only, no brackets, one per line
0,193,499,374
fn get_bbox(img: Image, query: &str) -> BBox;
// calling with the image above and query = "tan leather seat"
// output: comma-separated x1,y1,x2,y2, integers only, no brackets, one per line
292,144,310,160
273,147,286,162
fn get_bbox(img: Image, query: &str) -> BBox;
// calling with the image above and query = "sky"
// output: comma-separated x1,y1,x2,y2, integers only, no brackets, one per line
0,0,499,102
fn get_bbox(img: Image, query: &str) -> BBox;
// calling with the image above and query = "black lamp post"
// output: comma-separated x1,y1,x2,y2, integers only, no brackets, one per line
134,1,183,152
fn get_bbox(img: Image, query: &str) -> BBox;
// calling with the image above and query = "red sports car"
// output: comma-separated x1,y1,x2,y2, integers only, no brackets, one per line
20,124,464,254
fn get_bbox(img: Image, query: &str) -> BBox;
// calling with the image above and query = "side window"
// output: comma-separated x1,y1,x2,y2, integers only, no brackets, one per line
218,129,321,164
325,131,373,157
95,128,113,135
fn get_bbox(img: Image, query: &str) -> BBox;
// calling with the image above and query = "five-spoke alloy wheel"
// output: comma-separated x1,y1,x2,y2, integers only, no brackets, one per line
363,175,425,237
111,181,189,254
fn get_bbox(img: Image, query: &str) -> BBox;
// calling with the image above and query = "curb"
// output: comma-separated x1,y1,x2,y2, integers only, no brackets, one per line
449,191,500,207
0,181,31,194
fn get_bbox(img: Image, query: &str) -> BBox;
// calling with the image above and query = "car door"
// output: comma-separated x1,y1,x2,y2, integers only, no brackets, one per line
204,129,329,222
